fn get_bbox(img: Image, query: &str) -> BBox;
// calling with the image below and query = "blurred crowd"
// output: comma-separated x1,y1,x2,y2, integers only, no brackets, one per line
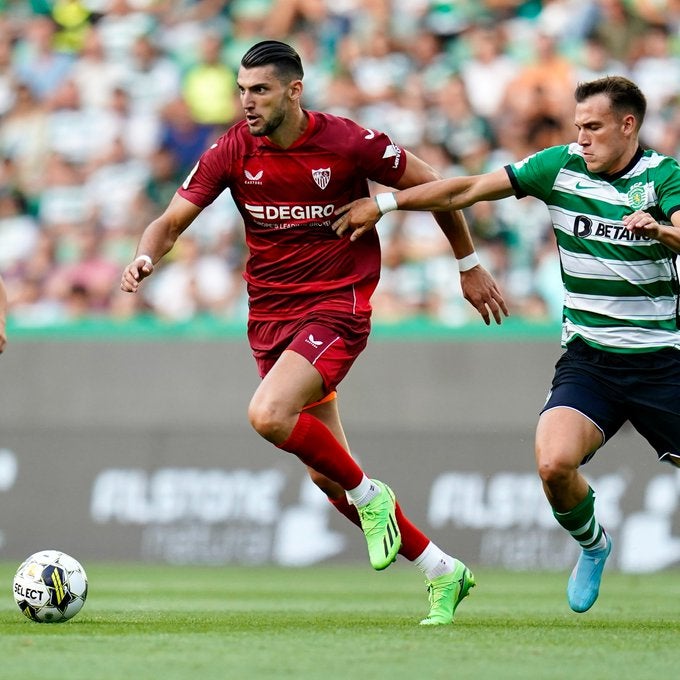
1,0,680,328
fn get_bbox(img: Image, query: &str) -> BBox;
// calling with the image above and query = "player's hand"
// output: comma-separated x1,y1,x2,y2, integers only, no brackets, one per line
622,210,660,239
332,198,382,241
120,256,154,293
460,265,509,325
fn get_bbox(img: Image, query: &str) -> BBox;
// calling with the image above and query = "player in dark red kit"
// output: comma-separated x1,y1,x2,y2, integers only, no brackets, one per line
121,40,507,625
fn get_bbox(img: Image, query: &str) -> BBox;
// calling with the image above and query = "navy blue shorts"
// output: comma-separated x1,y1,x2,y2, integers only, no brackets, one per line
541,338,680,466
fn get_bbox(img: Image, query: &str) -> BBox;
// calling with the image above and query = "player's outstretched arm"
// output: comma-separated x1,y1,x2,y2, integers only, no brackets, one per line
334,168,514,239
121,194,202,293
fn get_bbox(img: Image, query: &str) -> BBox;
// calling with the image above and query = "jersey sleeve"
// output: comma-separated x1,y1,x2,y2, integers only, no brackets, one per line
177,133,232,208
344,120,407,188
655,156,680,219
505,145,569,202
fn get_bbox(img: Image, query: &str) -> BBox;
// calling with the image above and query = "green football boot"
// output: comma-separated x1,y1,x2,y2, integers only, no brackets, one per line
419,560,476,626
356,480,401,570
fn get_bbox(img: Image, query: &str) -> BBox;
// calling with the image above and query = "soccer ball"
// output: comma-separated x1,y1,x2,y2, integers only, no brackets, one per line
13,550,88,623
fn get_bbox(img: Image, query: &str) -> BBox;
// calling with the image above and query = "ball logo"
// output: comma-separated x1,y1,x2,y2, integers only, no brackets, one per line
14,583,44,602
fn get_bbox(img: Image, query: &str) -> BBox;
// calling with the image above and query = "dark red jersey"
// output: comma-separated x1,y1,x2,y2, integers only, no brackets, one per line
177,111,407,319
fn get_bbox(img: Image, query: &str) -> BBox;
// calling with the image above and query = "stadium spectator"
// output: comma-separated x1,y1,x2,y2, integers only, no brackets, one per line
48,223,120,316
13,13,75,101
50,0,95,54
84,135,150,233
69,25,127,112
0,186,40,272
0,30,18,117
120,33,181,116
38,152,91,234
458,21,520,123
181,30,237,126
143,232,244,321
500,27,577,127
0,82,49,202
121,40,507,626
630,23,680,116
588,0,649,65
95,0,156,63
157,97,216,177
574,31,629,83
44,78,106,165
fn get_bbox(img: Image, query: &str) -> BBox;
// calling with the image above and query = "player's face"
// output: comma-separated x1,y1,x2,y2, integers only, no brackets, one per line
237,65,294,138
574,93,637,175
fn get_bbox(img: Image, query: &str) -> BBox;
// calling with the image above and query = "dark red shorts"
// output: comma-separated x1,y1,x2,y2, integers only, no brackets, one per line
247,312,371,393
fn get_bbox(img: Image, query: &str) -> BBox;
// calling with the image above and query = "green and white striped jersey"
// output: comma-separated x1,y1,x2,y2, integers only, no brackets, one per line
506,143,680,353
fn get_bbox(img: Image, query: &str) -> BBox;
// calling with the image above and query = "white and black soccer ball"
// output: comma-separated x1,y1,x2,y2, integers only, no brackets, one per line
13,550,88,623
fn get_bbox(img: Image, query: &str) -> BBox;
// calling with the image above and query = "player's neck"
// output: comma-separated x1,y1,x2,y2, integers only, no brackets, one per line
267,108,308,149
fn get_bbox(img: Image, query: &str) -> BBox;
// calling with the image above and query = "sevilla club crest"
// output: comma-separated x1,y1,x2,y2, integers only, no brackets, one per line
312,167,331,190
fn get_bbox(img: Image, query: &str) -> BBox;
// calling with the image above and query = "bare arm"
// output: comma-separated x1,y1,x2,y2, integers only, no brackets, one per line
333,167,515,241
0,275,7,353
120,193,203,293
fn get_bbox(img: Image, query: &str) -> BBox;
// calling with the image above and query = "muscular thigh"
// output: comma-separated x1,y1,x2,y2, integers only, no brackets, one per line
536,406,604,469
541,344,626,463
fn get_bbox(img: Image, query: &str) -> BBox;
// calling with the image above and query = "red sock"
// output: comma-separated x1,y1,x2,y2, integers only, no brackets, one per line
328,496,430,561
278,412,364,490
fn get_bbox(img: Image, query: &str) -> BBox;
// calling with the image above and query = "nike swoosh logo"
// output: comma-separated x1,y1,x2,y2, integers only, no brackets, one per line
575,181,599,190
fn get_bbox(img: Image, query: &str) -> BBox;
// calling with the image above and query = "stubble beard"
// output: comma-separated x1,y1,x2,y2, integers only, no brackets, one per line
250,107,286,138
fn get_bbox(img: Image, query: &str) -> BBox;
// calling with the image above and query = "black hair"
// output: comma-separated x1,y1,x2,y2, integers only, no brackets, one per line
240,40,304,82
575,76,647,129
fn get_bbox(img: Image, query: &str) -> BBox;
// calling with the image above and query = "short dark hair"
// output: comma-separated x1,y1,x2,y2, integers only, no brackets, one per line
240,40,304,82
575,76,647,128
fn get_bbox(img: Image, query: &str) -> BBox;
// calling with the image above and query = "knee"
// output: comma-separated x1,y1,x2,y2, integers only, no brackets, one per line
536,450,579,489
247,396,290,443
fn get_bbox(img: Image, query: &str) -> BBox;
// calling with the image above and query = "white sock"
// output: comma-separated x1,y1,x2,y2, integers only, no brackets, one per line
413,542,455,581
346,476,379,507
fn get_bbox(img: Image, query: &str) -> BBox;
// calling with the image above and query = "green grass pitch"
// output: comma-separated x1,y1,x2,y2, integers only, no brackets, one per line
2,562,679,679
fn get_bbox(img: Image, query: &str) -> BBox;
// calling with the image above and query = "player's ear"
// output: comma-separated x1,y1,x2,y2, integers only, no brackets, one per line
289,79,303,102
622,113,636,135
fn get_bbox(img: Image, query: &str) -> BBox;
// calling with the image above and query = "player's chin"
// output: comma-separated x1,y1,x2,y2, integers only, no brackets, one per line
247,121,266,137
583,157,602,172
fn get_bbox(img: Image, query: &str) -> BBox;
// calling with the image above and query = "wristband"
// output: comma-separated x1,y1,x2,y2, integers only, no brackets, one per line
135,254,153,266
374,192,398,215
457,252,480,272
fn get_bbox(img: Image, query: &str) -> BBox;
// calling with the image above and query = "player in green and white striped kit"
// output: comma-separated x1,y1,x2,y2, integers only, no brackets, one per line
334,75,680,613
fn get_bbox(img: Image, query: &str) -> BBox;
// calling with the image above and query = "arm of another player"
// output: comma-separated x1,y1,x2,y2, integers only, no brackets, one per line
394,151,508,325
334,167,515,239
623,209,680,253
0,274,7,353
120,193,203,293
